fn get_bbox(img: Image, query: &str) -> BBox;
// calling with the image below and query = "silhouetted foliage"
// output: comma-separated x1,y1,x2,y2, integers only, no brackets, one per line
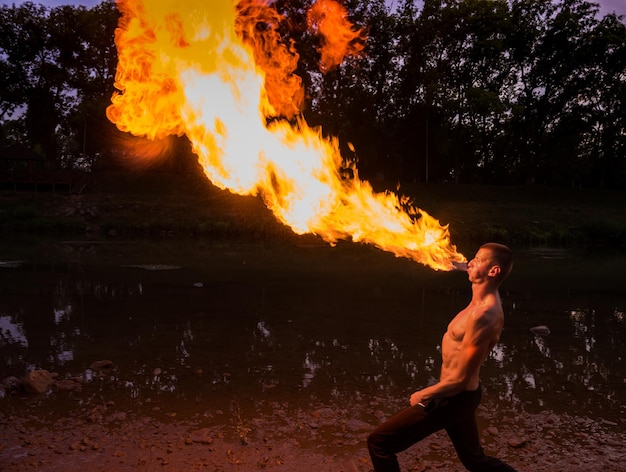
0,0,624,188
0,1,119,170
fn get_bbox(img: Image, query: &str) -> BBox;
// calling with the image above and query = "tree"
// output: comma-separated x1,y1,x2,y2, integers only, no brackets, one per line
0,2,62,162
394,0,512,183
0,1,119,169
506,0,607,185
49,1,120,169
575,12,626,187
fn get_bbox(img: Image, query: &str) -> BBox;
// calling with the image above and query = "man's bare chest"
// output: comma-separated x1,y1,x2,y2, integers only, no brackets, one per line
446,309,472,342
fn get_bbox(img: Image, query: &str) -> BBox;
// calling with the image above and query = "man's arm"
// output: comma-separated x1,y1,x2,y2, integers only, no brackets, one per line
409,310,498,406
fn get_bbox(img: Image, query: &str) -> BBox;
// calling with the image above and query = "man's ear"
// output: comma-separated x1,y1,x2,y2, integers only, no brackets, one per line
488,265,501,278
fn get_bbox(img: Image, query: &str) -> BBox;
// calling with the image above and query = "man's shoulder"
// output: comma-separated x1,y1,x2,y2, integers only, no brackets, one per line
469,301,503,328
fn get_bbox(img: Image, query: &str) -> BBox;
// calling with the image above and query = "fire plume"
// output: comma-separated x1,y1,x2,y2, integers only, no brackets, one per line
307,0,366,72
106,0,466,271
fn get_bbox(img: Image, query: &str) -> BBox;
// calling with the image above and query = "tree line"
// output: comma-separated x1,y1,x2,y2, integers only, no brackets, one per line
1,0,624,188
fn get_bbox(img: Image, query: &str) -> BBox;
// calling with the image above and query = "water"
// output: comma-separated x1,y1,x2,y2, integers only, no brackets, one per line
0,240,624,428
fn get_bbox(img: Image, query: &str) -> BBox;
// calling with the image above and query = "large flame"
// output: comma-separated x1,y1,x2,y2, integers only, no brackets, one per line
106,0,466,270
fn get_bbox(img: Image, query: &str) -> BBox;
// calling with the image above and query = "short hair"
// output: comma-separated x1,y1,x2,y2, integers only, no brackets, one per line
481,243,513,284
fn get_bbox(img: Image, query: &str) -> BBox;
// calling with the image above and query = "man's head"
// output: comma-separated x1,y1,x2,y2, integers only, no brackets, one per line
479,242,513,285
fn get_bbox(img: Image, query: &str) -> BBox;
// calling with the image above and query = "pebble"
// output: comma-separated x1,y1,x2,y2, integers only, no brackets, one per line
89,360,113,370
530,325,551,336
23,370,53,395
508,436,528,448
485,426,499,436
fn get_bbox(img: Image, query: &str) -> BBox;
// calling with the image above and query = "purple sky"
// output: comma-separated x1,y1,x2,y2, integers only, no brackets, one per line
1,0,624,20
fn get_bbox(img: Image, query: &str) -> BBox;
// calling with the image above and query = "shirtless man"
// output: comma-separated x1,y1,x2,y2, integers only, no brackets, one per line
367,243,517,472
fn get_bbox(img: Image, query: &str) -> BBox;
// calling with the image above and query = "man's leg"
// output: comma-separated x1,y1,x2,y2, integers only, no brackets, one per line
367,403,445,472
446,416,517,471
445,389,518,471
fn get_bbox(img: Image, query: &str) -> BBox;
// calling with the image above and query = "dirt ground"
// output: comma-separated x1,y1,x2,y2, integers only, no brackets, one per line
1,391,624,472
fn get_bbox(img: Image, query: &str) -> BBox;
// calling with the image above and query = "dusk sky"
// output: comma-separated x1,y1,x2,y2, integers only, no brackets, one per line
1,0,625,19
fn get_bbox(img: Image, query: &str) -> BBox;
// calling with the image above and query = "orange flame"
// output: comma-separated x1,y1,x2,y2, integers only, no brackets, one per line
307,0,366,72
106,0,466,270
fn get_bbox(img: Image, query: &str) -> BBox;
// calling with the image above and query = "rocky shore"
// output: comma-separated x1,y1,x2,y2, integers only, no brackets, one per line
1,368,624,471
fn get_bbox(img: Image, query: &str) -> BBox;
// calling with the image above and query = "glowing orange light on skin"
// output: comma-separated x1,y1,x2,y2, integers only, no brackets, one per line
106,0,466,271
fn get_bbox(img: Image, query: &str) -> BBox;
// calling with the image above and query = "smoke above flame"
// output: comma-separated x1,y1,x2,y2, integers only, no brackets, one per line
106,0,466,270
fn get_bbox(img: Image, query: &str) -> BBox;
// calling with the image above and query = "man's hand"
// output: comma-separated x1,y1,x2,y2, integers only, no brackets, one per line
409,391,425,407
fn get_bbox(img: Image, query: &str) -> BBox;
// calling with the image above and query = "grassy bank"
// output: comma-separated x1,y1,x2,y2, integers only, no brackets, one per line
1,171,625,250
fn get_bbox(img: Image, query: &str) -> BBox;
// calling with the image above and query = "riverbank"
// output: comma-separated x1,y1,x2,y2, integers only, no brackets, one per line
1,379,624,472
2,173,626,253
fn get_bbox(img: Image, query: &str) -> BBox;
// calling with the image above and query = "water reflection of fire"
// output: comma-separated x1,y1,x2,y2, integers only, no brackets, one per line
106,0,465,270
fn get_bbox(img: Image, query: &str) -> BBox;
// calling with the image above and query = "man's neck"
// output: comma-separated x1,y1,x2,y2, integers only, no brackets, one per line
471,281,498,305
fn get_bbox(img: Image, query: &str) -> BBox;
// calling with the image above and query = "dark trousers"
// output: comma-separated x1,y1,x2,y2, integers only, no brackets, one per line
367,386,517,472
